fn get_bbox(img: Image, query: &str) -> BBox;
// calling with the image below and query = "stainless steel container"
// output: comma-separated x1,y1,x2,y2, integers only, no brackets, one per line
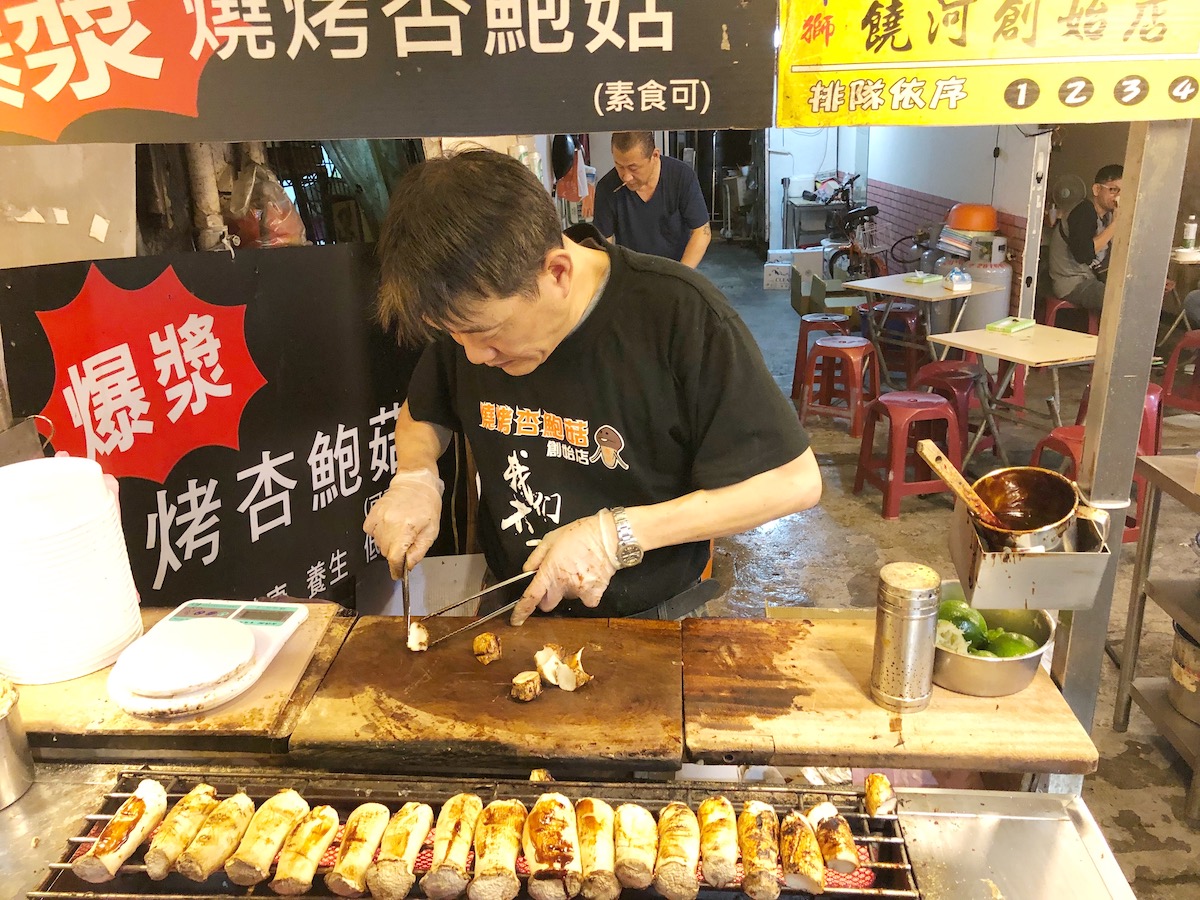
871,562,941,713
1168,622,1200,726
933,608,1055,697
0,679,34,810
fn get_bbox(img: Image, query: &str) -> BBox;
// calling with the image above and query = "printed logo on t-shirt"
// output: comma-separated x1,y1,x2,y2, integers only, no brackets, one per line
589,424,629,470
479,401,632,542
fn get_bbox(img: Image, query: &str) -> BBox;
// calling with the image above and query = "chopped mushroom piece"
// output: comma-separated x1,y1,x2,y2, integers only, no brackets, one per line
564,649,593,690
511,671,542,702
407,622,429,652
535,645,566,686
473,632,503,665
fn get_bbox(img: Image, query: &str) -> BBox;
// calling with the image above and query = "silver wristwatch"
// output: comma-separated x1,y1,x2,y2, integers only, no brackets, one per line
609,506,644,569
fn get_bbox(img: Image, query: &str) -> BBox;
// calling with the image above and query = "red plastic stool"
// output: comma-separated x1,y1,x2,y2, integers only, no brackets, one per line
1031,384,1163,543
910,360,995,458
1044,296,1100,335
791,313,850,400
801,335,881,438
1162,329,1200,412
853,392,963,519
858,301,924,382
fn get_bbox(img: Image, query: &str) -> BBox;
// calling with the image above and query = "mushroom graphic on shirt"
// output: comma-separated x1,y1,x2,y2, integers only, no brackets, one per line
589,425,629,470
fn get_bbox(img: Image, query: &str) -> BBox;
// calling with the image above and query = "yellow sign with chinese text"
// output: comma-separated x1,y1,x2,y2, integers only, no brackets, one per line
778,0,1200,126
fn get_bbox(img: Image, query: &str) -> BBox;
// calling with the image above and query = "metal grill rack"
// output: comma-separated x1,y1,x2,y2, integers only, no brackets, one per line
32,768,921,900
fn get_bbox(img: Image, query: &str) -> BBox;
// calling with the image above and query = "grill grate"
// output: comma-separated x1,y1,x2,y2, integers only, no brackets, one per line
31,768,920,899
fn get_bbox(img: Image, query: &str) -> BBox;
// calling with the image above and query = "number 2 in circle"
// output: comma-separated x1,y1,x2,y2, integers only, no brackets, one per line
1059,78,1094,107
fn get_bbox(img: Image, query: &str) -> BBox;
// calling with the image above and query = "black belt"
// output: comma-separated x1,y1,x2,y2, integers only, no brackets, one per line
627,578,723,620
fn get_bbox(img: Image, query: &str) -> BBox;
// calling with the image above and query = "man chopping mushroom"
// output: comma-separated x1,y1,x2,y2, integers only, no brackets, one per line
364,150,821,624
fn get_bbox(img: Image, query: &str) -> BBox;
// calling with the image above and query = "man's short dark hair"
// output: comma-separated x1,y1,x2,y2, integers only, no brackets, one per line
1094,164,1123,185
611,131,656,158
376,149,562,345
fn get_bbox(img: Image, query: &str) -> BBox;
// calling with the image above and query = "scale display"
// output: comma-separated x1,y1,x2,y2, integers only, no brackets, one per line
108,599,309,718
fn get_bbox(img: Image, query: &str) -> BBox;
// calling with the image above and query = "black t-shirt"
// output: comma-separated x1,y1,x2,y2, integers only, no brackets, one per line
593,155,709,261
406,234,810,617
1064,199,1111,272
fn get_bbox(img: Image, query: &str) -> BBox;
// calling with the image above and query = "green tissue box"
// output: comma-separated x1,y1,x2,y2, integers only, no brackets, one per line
986,316,1036,334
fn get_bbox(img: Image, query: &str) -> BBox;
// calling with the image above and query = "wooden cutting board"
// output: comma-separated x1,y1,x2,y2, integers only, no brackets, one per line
18,601,344,755
682,617,1098,775
290,616,683,775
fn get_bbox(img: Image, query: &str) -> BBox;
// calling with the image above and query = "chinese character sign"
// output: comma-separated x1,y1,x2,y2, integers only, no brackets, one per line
0,0,774,143
36,265,266,482
0,0,215,141
779,0,1200,126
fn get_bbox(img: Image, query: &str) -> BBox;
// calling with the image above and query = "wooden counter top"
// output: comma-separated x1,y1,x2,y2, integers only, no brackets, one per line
290,616,683,775
682,617,1098,775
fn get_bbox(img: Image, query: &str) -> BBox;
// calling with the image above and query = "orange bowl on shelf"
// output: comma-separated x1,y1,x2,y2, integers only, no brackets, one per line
946,203,998,232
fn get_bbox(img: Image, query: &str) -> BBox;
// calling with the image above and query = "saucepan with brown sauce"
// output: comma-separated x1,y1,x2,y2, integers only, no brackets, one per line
970,466,1108,552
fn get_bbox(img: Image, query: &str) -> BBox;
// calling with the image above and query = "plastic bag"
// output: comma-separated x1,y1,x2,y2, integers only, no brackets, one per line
225,162,306,249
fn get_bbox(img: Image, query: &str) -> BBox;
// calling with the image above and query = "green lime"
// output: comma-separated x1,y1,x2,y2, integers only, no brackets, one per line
987,631,1040,658
969,648,999,658
986,627,1005,644
938,600,988,650
936,620,971,655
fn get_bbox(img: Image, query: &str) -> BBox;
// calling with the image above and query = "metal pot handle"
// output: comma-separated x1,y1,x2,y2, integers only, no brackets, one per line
1075,504,1111,544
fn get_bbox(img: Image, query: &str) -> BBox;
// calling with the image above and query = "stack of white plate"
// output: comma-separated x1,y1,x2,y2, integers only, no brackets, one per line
0,457,142,684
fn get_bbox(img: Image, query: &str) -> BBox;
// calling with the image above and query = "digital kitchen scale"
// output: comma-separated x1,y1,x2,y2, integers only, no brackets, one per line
107,599,308,718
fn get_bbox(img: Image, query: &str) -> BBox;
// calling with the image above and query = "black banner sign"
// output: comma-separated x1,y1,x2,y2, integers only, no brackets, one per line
0,0,776,145
0,245,446,606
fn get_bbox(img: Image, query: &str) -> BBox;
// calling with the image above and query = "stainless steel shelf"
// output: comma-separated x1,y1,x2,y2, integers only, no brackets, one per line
1145,578,1200,641
1130,677,1199,771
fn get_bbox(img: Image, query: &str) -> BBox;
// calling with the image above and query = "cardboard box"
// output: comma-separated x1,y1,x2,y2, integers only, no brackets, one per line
763,263,791,290
790,247,827,299
947,502,1109,610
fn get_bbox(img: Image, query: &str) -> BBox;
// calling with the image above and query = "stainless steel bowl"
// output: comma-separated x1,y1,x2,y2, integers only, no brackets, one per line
933,608,1055,697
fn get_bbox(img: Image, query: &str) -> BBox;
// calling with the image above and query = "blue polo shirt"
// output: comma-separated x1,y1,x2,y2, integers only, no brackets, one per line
593,155,709,262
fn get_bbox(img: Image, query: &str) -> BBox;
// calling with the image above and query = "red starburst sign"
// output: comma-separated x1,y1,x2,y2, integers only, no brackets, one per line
37,265,266,482
0,1,217,142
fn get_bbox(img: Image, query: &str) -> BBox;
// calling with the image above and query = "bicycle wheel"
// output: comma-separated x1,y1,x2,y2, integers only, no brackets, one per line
827,249,853,281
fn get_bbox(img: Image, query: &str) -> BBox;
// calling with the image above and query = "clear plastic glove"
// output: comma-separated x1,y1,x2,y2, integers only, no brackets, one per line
511,510,620,627
362,468,444,580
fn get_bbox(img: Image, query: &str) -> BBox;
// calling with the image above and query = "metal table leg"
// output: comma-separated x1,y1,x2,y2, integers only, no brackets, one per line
1157,286,1188,349
1048,368,1064,429
1112,483,1162,732
964,359,1013,468
864,294,901,390
1188,769,1200,823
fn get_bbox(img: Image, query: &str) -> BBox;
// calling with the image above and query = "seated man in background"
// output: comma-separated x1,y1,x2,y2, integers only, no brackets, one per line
1047,164,1122,313
593,131,711,268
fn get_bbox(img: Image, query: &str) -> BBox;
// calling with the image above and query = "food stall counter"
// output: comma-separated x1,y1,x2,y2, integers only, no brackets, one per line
682,617,1098,775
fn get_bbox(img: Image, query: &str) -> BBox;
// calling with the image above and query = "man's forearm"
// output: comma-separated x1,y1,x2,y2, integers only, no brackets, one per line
623,448,821,551
680,223,712,268
393,401,453,473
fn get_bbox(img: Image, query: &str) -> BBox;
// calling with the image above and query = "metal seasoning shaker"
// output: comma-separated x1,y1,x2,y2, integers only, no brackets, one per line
870,562,942,713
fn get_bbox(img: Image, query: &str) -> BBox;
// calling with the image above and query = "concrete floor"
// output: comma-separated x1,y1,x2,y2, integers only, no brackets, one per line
695,241,1200,898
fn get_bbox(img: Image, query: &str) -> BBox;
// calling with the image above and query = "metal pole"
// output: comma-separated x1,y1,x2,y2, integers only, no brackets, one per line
1051,120,1191,730
0,321,12,432
1017,131,1052,319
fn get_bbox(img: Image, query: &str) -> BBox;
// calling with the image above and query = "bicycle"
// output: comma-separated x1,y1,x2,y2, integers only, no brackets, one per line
800,174,885,280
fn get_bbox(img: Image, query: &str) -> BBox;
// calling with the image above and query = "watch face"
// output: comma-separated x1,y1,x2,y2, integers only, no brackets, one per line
619,545,644,568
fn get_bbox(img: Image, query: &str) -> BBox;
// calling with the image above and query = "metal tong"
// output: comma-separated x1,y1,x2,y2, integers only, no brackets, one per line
417,570,536,649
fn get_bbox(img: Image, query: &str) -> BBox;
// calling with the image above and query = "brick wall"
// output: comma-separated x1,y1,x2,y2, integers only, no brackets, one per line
867,178,1028,313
